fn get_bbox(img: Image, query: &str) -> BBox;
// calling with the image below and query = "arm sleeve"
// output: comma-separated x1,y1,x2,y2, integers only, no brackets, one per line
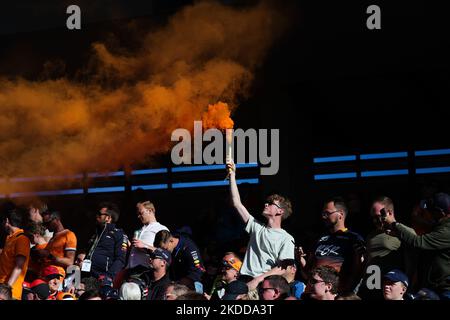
396,222,450,250
185,244,205,282
278,236,295,260
245,215,264,235
65,232,77,252
15,236,31,259
108,231,127,277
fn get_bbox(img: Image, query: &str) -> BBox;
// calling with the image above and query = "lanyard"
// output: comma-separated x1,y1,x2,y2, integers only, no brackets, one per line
87,226,107,259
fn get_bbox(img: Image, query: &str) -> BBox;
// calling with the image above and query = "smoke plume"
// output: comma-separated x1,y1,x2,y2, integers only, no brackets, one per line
0,1,286,194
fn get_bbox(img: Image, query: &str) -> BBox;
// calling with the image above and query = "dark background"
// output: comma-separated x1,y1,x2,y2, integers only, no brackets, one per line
0,0,449,256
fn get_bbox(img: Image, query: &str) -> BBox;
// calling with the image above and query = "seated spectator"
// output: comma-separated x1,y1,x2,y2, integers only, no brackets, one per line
119,281,142,300
142,248,172,300
164,282,190,300
222,280,248,300
277,259,305,299
207,252,242,300
304,266,339,300
79,289,102,300
41,265,66,299
383,269,409,301
176,292,208,300
336,293,362,300
258,275,290,300
23,279,50,300
75,276,99,298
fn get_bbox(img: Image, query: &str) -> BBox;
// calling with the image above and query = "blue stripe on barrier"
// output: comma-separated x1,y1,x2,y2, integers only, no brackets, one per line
361,169,409,177
314,172,357,180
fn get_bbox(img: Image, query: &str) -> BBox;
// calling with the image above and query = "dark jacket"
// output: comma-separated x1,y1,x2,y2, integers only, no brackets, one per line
87,223,128,279
170,234,205,288
396,218,450,292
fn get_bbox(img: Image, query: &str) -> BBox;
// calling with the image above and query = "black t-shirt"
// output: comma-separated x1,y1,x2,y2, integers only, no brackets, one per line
312,229,366,293
146,273,171,300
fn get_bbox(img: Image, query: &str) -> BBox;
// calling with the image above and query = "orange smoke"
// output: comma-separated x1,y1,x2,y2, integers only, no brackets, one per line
202,102,234,130
0,1,287,194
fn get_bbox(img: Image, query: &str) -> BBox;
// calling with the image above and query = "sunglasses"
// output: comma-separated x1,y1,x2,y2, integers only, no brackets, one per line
321,210,340,217
265,200,282,209
96,213,110,217
308,278,326,285
258,287,277,293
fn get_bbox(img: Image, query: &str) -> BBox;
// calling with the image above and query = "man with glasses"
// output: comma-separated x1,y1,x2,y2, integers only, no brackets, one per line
298,197,366,295
258,275,290,300
82,202,127,281
226,160,295,281
304,266,339,300
206,252,242,300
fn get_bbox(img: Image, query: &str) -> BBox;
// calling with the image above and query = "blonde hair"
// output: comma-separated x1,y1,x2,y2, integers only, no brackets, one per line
137,201,155,212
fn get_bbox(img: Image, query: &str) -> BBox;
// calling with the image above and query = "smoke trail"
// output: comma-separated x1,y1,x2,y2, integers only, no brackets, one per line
0,1,287,194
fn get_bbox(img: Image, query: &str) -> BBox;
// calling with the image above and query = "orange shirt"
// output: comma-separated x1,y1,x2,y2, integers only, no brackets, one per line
45,229,77,261
0,229,31,300
27,243,47,281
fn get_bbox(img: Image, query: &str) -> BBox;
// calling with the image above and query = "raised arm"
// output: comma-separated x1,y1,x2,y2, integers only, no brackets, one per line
226,160,251,224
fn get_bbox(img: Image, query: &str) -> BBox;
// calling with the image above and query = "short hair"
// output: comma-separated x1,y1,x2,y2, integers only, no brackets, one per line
43,210,61,221
325,196,348,217
78,289,102,300
80,277,100,292
119,282,142,300
98,202,120,223
176,292,207,300
310,266,340,295
372,196,394,213
336,293,362,300
0,284,13,300
29,201,49,215
263,275,290,298
166,282,190,298
137,201,155,212
2,209,23,228
154,230,172,247
24,222,46,236
266,194,293,220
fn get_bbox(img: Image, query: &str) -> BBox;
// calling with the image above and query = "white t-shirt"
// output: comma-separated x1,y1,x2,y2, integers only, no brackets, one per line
240,215,295,278
126,222,169,269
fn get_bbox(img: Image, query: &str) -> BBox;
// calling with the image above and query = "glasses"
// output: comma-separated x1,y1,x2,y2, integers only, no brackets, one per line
321,210,340,217
308,278,326,285
265,200,282,209
259,287,276,293
96,213,109,217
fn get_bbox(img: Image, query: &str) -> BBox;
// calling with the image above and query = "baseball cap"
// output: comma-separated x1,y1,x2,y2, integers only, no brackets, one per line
411,288,440,300
30,279,50,300
41,265,66,280
222,256,242,272
384,269,409,288
222,280,248,300
150,248,172,265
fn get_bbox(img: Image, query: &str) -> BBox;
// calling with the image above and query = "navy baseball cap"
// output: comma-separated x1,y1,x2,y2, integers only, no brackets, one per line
151,248,172,265
384,269,409,288
411,288,440,300
222,280,248,300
